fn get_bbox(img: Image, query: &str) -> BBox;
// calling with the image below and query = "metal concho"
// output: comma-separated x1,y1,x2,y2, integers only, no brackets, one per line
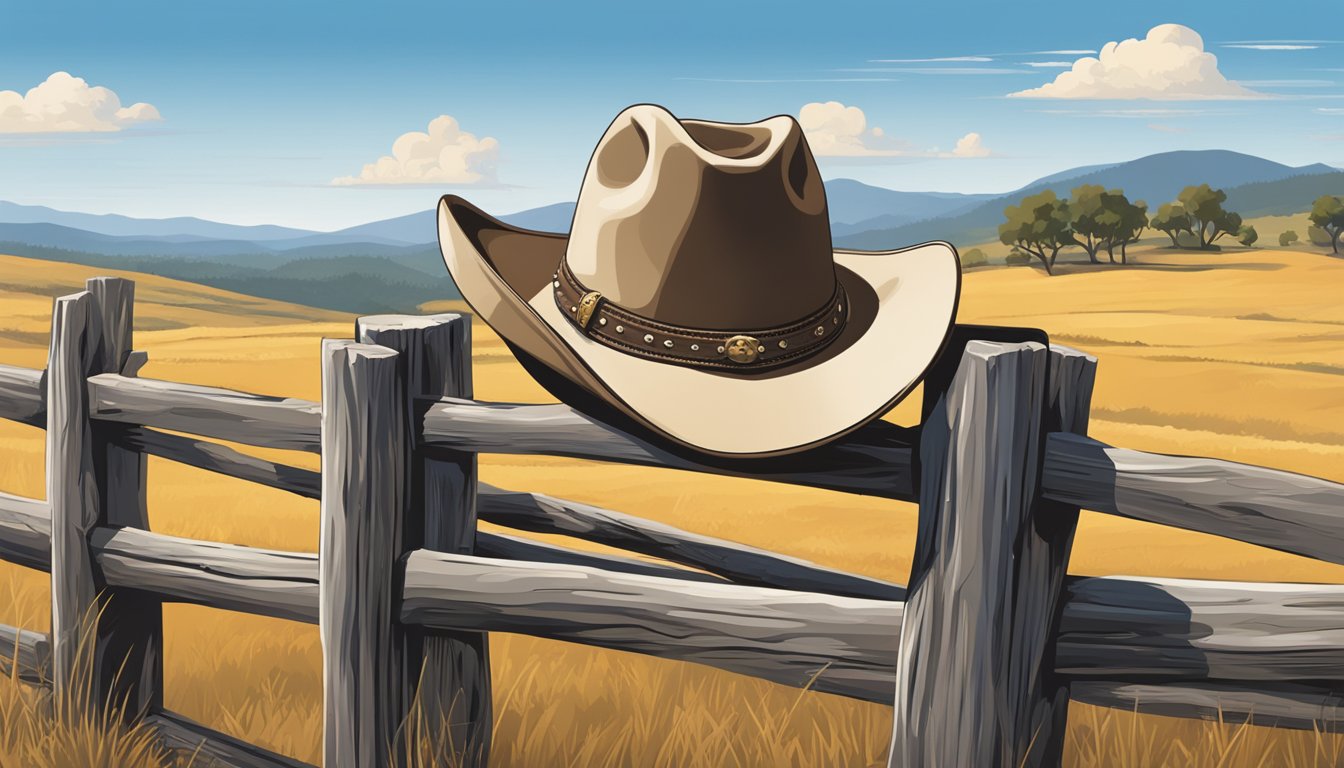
724,335,762,364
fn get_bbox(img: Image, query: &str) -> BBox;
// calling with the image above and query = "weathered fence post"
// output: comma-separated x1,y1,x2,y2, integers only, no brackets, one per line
891,339,1093,767
356,313,492,765
47,277,162,718
321,340,409,768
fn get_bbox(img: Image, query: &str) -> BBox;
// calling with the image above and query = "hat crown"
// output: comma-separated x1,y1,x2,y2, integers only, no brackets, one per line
565,105,835,331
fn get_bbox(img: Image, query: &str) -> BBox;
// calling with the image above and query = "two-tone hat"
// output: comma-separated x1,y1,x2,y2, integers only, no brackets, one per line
437,104,960,458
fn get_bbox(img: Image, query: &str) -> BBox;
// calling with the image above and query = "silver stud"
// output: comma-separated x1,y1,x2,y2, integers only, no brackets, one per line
553,279,559,288
716,345,725,353
598,317,607,326
815,326,825,336
833,318,840,325
778,340,788,349
643,334,654,343
570,306,577,313
838,304,844,313
663,339,674,348
616,325,624,333
757,345,766,353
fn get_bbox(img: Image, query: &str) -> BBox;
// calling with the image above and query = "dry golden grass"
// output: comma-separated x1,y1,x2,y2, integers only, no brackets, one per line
0,594,176,768
1,246,1342,766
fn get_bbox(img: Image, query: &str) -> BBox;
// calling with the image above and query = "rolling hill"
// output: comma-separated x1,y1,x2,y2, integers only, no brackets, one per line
835,150,1337,249
1,150,1337,313
0,199,314,241
3,243,1343,766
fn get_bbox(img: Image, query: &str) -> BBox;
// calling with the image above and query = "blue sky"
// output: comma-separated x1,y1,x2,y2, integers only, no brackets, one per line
1,0,1341,230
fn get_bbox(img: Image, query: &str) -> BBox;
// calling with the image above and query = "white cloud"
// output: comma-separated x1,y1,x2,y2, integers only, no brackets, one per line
1025,61,1073,68
1007,24,1265,101
948,132,990,157
868,56,993,63
1224,44,1317,50
798,101,901,157
332,115,499,186
0,72,161,134
843,67,1028,75
798,102,992,159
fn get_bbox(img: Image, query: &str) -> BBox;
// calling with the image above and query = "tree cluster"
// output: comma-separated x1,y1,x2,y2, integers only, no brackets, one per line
1309,195,1344,254
998,186,1147,275
1147,184,1245,250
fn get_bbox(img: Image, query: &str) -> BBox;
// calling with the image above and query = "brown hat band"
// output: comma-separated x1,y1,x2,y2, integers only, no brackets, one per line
552,261,848,372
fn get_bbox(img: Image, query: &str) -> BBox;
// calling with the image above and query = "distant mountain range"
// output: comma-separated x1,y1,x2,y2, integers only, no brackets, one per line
0,149,1337,313
834,150,1339,250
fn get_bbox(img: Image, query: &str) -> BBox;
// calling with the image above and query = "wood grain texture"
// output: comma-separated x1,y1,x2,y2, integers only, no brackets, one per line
89,373,322,452
892,340,1053,768
1058,576,1344,682
320,340,408,768
0,490,51,571
86,277,163,718
6,505,722,623
1014,344,1098,767
0,363,43,426
43,417,905,603
113,426,321,499
148,710,313,768
401,549,902,702
421,398,918,501
1042,432,1344,566
46,290,100,701
92,526,319,624
358,314,491,764
0,621,50,684
6,507,1344,711
14,359,1343,571
1070,681,1344,733
475,530,726,584
477,484,905,600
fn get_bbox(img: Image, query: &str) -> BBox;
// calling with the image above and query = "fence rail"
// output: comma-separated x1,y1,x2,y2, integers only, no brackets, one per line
0,276,1341,767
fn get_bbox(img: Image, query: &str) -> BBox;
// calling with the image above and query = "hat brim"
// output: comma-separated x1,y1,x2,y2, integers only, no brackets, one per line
437,195,960,458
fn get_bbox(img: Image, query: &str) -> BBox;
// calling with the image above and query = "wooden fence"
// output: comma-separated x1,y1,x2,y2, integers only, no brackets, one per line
0,276,1342,767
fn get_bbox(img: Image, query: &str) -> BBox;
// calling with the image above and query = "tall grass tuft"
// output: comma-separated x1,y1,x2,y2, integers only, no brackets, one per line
0,605,175,768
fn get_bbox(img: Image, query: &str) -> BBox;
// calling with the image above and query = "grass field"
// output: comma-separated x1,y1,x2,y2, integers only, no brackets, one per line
1,243,1343,766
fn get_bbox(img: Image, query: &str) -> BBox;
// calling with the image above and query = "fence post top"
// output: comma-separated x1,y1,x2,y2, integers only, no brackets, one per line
321,338,400,360
961,339,1048,360
356,313,470,332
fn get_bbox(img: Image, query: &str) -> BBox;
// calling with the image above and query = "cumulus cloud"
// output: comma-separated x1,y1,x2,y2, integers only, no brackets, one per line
949,132,990,157
798,101,899,157
332,115,499,186
0,72,161,134
798,101,992,159
1008,24,1265,100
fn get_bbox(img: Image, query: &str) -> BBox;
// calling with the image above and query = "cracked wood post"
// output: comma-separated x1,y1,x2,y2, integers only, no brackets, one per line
48,277,162,719
321,340,410,768
357,313,491,765
891,339,1090,768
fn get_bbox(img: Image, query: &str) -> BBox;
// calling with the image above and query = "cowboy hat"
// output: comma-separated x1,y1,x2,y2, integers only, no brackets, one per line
437,104,960,458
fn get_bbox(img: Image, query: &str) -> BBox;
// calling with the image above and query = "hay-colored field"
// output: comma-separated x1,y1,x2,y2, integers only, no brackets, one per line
1,246,1342,766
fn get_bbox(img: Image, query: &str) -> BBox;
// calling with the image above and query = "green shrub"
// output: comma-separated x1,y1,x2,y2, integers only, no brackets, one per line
960,248,988,268
1308,225,1333,247
1278,230,1299,247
